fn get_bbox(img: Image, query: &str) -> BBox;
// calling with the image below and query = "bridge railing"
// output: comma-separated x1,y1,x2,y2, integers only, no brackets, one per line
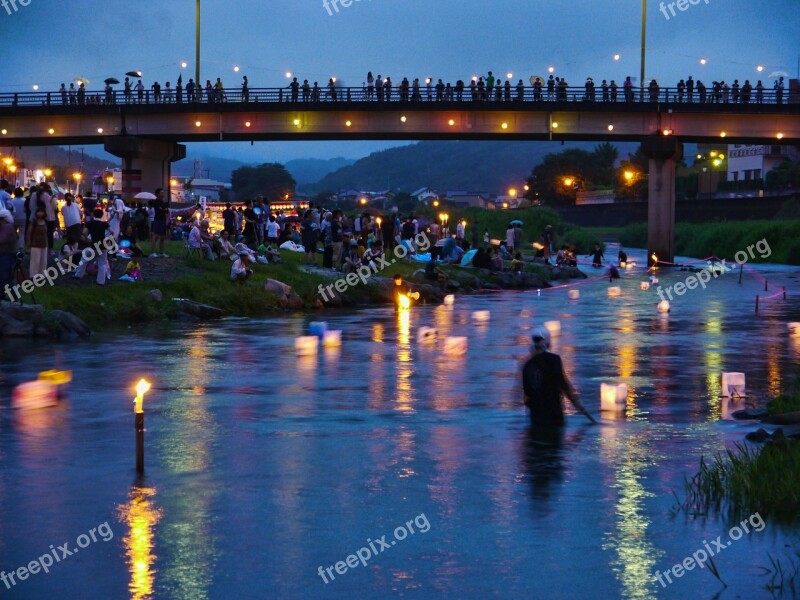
0,86,793,108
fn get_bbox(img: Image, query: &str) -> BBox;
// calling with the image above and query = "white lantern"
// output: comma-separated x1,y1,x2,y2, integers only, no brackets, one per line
443,294,455,306
601,383,627,411
12,380,58,410
417,327,438,344
544,321,561,337
322,330,342,347
472,310,490,322
626,262,636,269
568,289,580,300
443,336,468,355
309,321,327,337
721,372,746,397
640,281,650,291
650,276,659,285
608,286,621,297
658,300,670,313
295,336,319,356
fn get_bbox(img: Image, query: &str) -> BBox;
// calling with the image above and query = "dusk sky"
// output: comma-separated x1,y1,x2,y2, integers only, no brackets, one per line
3,0,799,163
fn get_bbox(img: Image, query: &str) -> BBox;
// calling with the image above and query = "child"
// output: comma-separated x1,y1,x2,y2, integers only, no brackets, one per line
511,252,524,273
483,228,490,248
120,251,143,282
27,207,49,277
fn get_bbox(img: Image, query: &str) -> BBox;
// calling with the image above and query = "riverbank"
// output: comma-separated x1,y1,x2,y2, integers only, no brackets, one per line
24,241,580,331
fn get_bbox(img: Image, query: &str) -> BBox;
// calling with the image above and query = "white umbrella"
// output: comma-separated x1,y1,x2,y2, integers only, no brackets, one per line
768,71,789,79
134,192,157,200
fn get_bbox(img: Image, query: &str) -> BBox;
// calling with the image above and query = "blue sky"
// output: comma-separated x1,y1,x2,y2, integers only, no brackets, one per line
3,0,798,162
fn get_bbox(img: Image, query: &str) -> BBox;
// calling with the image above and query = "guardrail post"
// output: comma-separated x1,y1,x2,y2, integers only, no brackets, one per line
279,89,283,102
46,92,51,106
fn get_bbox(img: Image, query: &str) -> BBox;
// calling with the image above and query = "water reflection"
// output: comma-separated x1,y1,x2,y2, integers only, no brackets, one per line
118,484,161,600
396,309,414,413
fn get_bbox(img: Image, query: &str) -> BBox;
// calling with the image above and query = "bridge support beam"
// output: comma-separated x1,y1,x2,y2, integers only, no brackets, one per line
104,137,186,197
642,136,683,266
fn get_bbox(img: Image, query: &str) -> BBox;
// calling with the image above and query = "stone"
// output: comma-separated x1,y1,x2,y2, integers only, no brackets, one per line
146,289,163,303
1,301,45,322
0,311,34,336
550,266,588,281
48,310,92,338
264,279,292,298
731,408,770,421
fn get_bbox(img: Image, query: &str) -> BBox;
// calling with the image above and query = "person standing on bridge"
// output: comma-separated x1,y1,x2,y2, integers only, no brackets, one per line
124,78,132,104
59,83,67,105
215,78,224,103
367,72,375,100
151,81,161,104
375,75,383,101
327,78,337,102
205,80,213,104
69,83,76,105
135,79,144,103
486,71,495,99
289,77,299,102
756,80,764,104
186,78,195,103
686,76,694,102
242,76,249,102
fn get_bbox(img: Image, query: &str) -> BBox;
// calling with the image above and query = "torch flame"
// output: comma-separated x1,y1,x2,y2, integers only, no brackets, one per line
136,379,151,397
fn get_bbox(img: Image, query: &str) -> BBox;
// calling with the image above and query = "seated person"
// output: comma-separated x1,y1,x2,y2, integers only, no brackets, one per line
188,220,215,260
498,241,512,260
472,246,492,270
363,241,383,271
120,251,143,282
425,257,448,287
566,244,578,267
230,251,253,282
511,252,524,273
218,230,238,260
343,241,362,274
256,243,281,263
120,225,145,256
555,245,568,266
490,247,504,272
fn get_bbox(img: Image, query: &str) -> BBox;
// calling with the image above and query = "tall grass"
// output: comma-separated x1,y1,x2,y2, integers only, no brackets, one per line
683,441,800,522
618,220,800,264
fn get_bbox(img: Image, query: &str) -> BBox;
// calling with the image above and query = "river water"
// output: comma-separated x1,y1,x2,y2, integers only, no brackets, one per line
1,247,799,599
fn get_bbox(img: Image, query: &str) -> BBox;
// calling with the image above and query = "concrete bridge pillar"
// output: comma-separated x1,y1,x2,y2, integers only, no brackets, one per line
642,136,683,266
104,137,186,198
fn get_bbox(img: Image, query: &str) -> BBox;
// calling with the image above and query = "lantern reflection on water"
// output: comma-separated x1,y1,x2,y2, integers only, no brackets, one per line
119,485,161,600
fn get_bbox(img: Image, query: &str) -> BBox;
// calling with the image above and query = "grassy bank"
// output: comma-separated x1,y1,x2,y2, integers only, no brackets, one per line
617,220,800,264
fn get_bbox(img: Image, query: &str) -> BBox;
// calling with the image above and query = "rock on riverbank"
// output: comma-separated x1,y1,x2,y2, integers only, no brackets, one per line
0,301,91,338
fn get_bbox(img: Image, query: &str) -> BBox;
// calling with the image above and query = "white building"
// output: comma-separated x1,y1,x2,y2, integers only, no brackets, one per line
727,144,797,183
410,187,439,204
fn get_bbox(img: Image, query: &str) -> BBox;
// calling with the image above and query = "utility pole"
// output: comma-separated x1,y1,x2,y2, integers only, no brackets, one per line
195,0,201,90
640,0,647,101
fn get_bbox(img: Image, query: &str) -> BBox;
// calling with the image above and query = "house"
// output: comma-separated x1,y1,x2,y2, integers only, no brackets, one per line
445,191,496,209
410,187,439,204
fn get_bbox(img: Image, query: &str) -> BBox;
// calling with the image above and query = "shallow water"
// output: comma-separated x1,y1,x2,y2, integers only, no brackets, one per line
1,247,799,599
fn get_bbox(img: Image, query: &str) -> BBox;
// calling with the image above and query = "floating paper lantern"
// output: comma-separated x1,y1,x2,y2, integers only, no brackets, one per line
568,289,580,300
443,336,468,355
472,310,490,322
626,262,636,269
601,383,627,411
608,287,621,297
544,321,561,337
620,261,627,269
309,322,327,337
38,370,72,385
322,330,342,347
640,282,650,291
443,294,455,306
650,276,659,285
417,327,438,344
657,300,670,313
721,372,746,397
295,336,319,356
12,380,58,410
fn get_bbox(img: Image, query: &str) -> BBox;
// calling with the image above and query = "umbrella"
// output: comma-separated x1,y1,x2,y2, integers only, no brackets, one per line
768,71,789,79
126,71,143,78
134,192,157,200
104,77,120,85
177,74,182,86
75,77,89,86
530,75,544,85
510,219,524,225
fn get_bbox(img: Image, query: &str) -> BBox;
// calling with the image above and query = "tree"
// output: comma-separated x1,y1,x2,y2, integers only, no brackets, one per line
231,163,296,201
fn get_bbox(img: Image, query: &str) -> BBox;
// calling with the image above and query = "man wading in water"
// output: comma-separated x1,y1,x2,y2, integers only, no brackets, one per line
522,328,596,426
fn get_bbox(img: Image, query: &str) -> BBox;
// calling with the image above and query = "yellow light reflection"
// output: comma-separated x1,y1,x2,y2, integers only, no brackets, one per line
396,309,414,413
705,315,723,421
119,485,161,600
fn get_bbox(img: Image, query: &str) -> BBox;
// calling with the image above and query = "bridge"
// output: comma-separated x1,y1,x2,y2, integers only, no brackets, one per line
1,85,798,263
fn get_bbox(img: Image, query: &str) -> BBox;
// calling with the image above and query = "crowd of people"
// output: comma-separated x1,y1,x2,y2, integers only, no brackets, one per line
26,72,789,107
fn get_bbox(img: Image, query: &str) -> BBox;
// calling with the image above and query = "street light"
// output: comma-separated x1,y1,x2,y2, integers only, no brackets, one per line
563,177,574,188
624,170,635,181
508,188,518,197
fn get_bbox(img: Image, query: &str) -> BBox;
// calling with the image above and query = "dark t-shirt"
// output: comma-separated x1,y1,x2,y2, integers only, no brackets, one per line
243,208,257,235
152,200,168,223
522,352,570,426
86,219,109,244
222,208,236,230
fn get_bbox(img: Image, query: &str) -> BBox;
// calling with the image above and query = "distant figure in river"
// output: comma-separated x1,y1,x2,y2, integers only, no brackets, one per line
589,243,604,267
521,328,596,427
618,246,628,266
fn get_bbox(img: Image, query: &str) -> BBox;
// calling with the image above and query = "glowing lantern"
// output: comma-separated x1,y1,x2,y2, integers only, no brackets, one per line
608,286,621,297
568,289,580,300
544,321,561,337
443,294,455,306
322,330,342,347
309,321,328,337
650,276,659,285
641,282,650,290
788,322,800,335
658,300,670,313
620,261,627,268
600,383,627,412
417,327,438,344
398,294,411,310
295,336,319,356
443,336,468,355
134,379,150,414
12,380,58,410
721,372,746,397
472,310,490,322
